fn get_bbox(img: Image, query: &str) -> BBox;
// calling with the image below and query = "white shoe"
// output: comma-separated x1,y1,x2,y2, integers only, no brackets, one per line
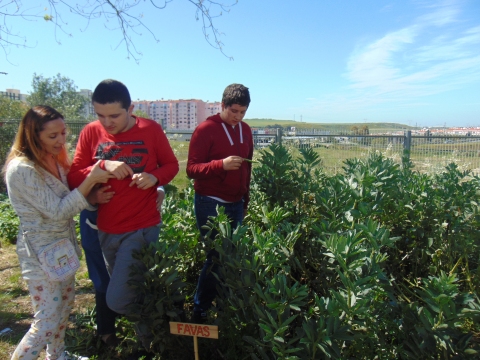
62,351,89,360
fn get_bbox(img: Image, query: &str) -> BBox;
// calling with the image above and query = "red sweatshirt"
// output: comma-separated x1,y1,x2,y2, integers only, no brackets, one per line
186,114,253,209
68,117,179,234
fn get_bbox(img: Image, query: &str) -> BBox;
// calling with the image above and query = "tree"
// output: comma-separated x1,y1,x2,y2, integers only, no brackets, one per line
27,73,88,120
133,109,149,118
350,125,369,135
0,97,28,120
0,98,28,191
360,124,369,135
0,0,238,62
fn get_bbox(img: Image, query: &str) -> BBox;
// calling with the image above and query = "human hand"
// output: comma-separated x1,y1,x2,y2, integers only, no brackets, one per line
95,185,115,204
87,185,115,205
104,160,134,180
129,172,158,189
156,188,165,212
222,156,244,171
88,161,116,183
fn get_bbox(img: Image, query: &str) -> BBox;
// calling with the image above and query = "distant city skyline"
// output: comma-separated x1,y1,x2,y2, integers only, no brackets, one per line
2,86,479,131
1,87,223,130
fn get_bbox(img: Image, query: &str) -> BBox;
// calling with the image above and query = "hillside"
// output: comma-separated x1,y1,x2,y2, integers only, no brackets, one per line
244,118,416,133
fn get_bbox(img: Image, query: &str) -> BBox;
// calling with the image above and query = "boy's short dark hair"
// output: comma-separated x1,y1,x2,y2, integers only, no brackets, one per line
222,83,250,108
92,79,131,110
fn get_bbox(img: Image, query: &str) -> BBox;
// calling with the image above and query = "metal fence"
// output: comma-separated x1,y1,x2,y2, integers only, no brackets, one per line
254,129,480,175
2,121,480,193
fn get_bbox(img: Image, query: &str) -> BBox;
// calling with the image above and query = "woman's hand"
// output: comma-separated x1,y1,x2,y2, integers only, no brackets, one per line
77,161,115,198
87,161,116,184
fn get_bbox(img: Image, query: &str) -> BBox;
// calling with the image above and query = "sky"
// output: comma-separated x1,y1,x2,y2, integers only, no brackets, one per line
1,0,479,127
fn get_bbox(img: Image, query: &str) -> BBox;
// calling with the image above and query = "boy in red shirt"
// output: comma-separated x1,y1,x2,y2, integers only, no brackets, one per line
187,83,253,323
68,80,178,341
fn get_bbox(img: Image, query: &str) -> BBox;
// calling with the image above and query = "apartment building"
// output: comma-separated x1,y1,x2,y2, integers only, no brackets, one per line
1,88,27,101
2,88,95,119
133,99,221,130
79,89,95,119
205,101,222,117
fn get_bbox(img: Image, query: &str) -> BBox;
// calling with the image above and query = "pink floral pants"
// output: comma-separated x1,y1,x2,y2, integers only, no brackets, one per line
11,277,75,360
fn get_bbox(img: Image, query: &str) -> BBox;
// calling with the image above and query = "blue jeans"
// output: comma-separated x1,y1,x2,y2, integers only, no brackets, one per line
193,194,244,313
80,210,118,335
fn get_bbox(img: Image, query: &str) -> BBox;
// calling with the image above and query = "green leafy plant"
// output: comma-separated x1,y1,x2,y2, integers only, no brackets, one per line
4,144,479,359
0,194,19,244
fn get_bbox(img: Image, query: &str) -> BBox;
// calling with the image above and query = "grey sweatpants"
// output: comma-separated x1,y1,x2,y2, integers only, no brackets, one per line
98,225,160,314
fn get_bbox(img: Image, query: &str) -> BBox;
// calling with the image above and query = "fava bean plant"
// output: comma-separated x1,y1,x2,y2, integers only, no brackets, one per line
125,145,480,359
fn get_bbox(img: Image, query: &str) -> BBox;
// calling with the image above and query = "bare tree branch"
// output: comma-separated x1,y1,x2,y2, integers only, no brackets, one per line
0,0,239,63
187,0,237,60
0,0,38,63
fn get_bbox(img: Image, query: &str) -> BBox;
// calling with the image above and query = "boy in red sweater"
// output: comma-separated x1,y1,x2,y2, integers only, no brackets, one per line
187,83,253,323
67,80,178,342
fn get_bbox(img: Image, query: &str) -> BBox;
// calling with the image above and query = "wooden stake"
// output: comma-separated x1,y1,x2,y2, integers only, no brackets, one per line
194,335,199,360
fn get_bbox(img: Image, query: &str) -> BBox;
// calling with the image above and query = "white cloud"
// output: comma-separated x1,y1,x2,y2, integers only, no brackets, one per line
416,0,460,27
346,26,419,90
306,0,480,123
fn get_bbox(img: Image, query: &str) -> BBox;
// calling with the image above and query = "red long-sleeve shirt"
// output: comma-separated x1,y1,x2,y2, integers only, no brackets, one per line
68,117,179,234
186,114,253,209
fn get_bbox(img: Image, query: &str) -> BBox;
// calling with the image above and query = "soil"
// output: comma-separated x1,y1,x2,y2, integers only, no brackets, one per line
0,242,96,359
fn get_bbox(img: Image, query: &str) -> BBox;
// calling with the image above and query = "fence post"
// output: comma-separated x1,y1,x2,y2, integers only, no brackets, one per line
276,128,283,145
403,130,411,163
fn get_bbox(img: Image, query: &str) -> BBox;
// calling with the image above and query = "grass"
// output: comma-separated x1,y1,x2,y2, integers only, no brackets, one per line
0,242,33,359
0,242,136,359
168,139,190,190
244,118,416,133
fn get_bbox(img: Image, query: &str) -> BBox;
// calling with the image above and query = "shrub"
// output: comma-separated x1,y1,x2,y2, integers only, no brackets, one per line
0,194,19,244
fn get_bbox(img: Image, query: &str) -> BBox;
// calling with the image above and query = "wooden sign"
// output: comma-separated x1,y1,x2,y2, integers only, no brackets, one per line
170,322,218,339
170,322,219,360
